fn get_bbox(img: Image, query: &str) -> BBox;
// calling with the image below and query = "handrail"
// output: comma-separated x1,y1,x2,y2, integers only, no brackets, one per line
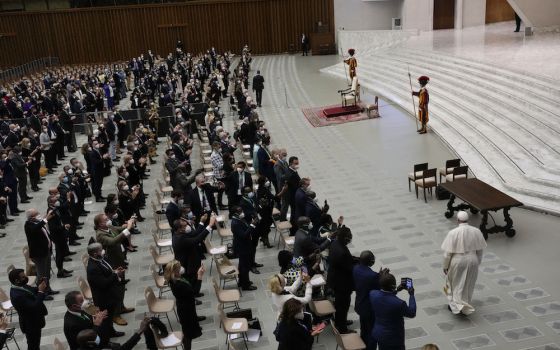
0,57,60,84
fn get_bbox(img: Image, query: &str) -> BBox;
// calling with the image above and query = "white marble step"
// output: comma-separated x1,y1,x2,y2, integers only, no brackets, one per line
367,56,560,178
389,50,560,126
401,48,560,99
321,63,560,214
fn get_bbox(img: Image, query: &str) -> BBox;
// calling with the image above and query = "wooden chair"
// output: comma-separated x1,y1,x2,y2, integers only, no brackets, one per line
6,264,35,286
77,275,93,300
215,256,240,292
149,323,184,349
408,162,428,192
273,219,292,247
217,303,248,350
53,336,67,350
212,278,240,310
339,76,359,106
445,165,469,182
150,264,170,297
155,189,171,207
144,287,177,331
0,287,17,321
414,168,437,203
330,319,366,350
149,245,174,270
153,209,171,237
204,238,227,275
438,159,461,182
218,225,233,245
157,179,173,196
22,246,36,277
152,230,173,254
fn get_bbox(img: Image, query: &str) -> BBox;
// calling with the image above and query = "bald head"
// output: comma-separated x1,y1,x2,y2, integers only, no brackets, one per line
26,208,38,220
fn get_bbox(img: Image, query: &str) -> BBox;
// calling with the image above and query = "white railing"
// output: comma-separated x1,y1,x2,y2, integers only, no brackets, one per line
336,29,419,56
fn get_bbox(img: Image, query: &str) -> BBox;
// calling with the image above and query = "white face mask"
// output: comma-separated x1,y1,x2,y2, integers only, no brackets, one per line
307,222,313,230
67,169,73,175
178,199,184,206
247,192,254,199
265,181,271,188
129,159,135,165
295,310,305,320
94,335,101,346
100,249,106,257
238,213,245,219
185,225,192,234
106,220,112,227
112,214,118,219
179,266,185,275
81,299,91,311
123,185,129,191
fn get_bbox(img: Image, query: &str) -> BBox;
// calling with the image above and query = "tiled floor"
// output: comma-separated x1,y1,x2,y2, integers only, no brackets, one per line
1,37,560,350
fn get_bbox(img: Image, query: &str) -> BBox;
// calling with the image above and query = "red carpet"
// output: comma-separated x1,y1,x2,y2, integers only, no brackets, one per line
302,103,377,127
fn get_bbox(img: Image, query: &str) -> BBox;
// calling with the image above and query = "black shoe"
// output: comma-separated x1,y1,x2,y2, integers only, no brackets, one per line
346,320,354,326
25,196,33,200
6,218,14,222
66,251,77,255
48,290,60,295
80,213,88,217
11,213,19,216
75,236,85,240
57,271,72,278
82,210,91,214
195,299,202,305
96,198,105,202
20,200,30,204
63,257,72,262
241,285,257,291
339,329,357,334
69,241,81,246
195,292,204,298
63,269,74,273
44,295,54,301
250,268,261,274
253,263,263,268
197,316,207,322
112,331,125,337
16,209,24,213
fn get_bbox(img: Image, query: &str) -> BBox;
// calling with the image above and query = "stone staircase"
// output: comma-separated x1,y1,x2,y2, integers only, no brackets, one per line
321,47,560,214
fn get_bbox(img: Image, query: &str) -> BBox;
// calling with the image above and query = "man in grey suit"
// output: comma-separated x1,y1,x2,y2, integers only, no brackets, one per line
273,148,289,220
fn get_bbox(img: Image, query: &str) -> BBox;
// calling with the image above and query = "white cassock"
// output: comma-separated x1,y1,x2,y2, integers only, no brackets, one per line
441,223,487,315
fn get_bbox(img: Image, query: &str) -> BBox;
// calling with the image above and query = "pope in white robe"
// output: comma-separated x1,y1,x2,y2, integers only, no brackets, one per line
441,211,487,315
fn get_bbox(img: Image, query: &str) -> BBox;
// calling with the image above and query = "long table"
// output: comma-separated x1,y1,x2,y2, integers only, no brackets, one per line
440,178,523,239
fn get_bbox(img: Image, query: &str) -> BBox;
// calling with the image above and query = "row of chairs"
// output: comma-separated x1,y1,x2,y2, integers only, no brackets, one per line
408,159,469,203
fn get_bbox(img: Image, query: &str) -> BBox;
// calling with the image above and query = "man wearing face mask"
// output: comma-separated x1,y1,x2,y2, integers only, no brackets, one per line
8,268,49,350
64,291,108,350
24,208,58,297
327,226,357,334
89,140,106,202
166,191,184,231
231,206,258,291
0,151,20,215
94,213,135,278
239,186,263,273
293,216,331,259
226,161,253,217
172,214,215,301
274,149,290,217
285,156,301,235
47,196,73,278
10,146,33,203
86,243,127,345
188,174,221,218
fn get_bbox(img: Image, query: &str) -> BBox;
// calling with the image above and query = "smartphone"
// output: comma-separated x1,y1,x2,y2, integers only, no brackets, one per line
401,277,413,290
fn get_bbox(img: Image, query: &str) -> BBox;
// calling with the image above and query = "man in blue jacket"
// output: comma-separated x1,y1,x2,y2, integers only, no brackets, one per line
369,273,416,350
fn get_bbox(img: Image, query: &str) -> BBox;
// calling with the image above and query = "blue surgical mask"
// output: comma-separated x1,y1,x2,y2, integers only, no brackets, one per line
247,192,254,199
187,212,194,220
94,335,101,345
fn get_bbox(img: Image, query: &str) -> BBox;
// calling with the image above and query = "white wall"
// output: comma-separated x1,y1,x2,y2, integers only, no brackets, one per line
334,0,403,31
508,0,560,28
401,0,433,31
462,0,487,27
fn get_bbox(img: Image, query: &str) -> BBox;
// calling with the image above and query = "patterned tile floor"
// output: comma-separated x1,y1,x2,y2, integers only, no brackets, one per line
1,53,560,350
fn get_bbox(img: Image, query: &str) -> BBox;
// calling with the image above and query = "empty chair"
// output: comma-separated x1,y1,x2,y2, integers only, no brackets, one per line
149,323,184,349
150,264,171,297
217,303,248,350
0,286,16,320
155,190,171,207
53,337,67,350
77,275,93,300
204,238,227,275
215,256,240,291
217,225,233,245
149,245,174,270
339,76,359,106
144,286,177,330
414,168,437,203
445,165,469,182
22,246,36,277
152,231,173,254
331,319,366,350
408,162,428,192
157,179,173,196
212,278,240,310
438,159,461,182
273,219,292,246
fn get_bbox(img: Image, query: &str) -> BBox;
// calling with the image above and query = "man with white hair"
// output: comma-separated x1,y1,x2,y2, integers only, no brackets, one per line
441,211,487,315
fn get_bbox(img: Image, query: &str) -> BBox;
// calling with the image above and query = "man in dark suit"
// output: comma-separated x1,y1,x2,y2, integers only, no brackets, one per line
46,196,73,278
301,33,309,56
2,124,20,149
352,250,384,344
75,317,151,350
166,191,183,231
8,268,48,350
293,216,331,259
89,140,107,202
105,115,118,161
369,273,416,350
256,137,276,187
231,206,258,291
172,215,214,298
284,156,301,234
252,70,264,107
10,147,32,203
188,174,221,218
0,155,20,215
86,243,126,346
294,177,310,222
227,161,253,216
64,291,108,350
24,208,58,296
327,226,356,334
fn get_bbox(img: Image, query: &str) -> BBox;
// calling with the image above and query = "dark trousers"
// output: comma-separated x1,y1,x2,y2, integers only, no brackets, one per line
43,149,54,169
227,194,241,216
238,253,251,287
7,184,18,212
186,273,202,295
24,327,42,350
29,161,40,189
334,288,352,332
56,137,65,159
17,175,28,200
302,44,309,56
91,171,103,198
359,312,373,346
255,89,263,106
289,200,297,235
53,239,69,270
515,13,522,31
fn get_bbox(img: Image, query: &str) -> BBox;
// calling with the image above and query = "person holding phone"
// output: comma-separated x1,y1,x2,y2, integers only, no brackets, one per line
369,273,416,350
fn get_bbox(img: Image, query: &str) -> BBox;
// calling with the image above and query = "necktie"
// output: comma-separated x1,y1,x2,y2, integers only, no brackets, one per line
239,173,244,192
41,226,52,249
201,189,208,210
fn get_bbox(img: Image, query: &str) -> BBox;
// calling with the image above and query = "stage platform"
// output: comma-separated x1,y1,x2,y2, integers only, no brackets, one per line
323,104,362,118
322,22,560,215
